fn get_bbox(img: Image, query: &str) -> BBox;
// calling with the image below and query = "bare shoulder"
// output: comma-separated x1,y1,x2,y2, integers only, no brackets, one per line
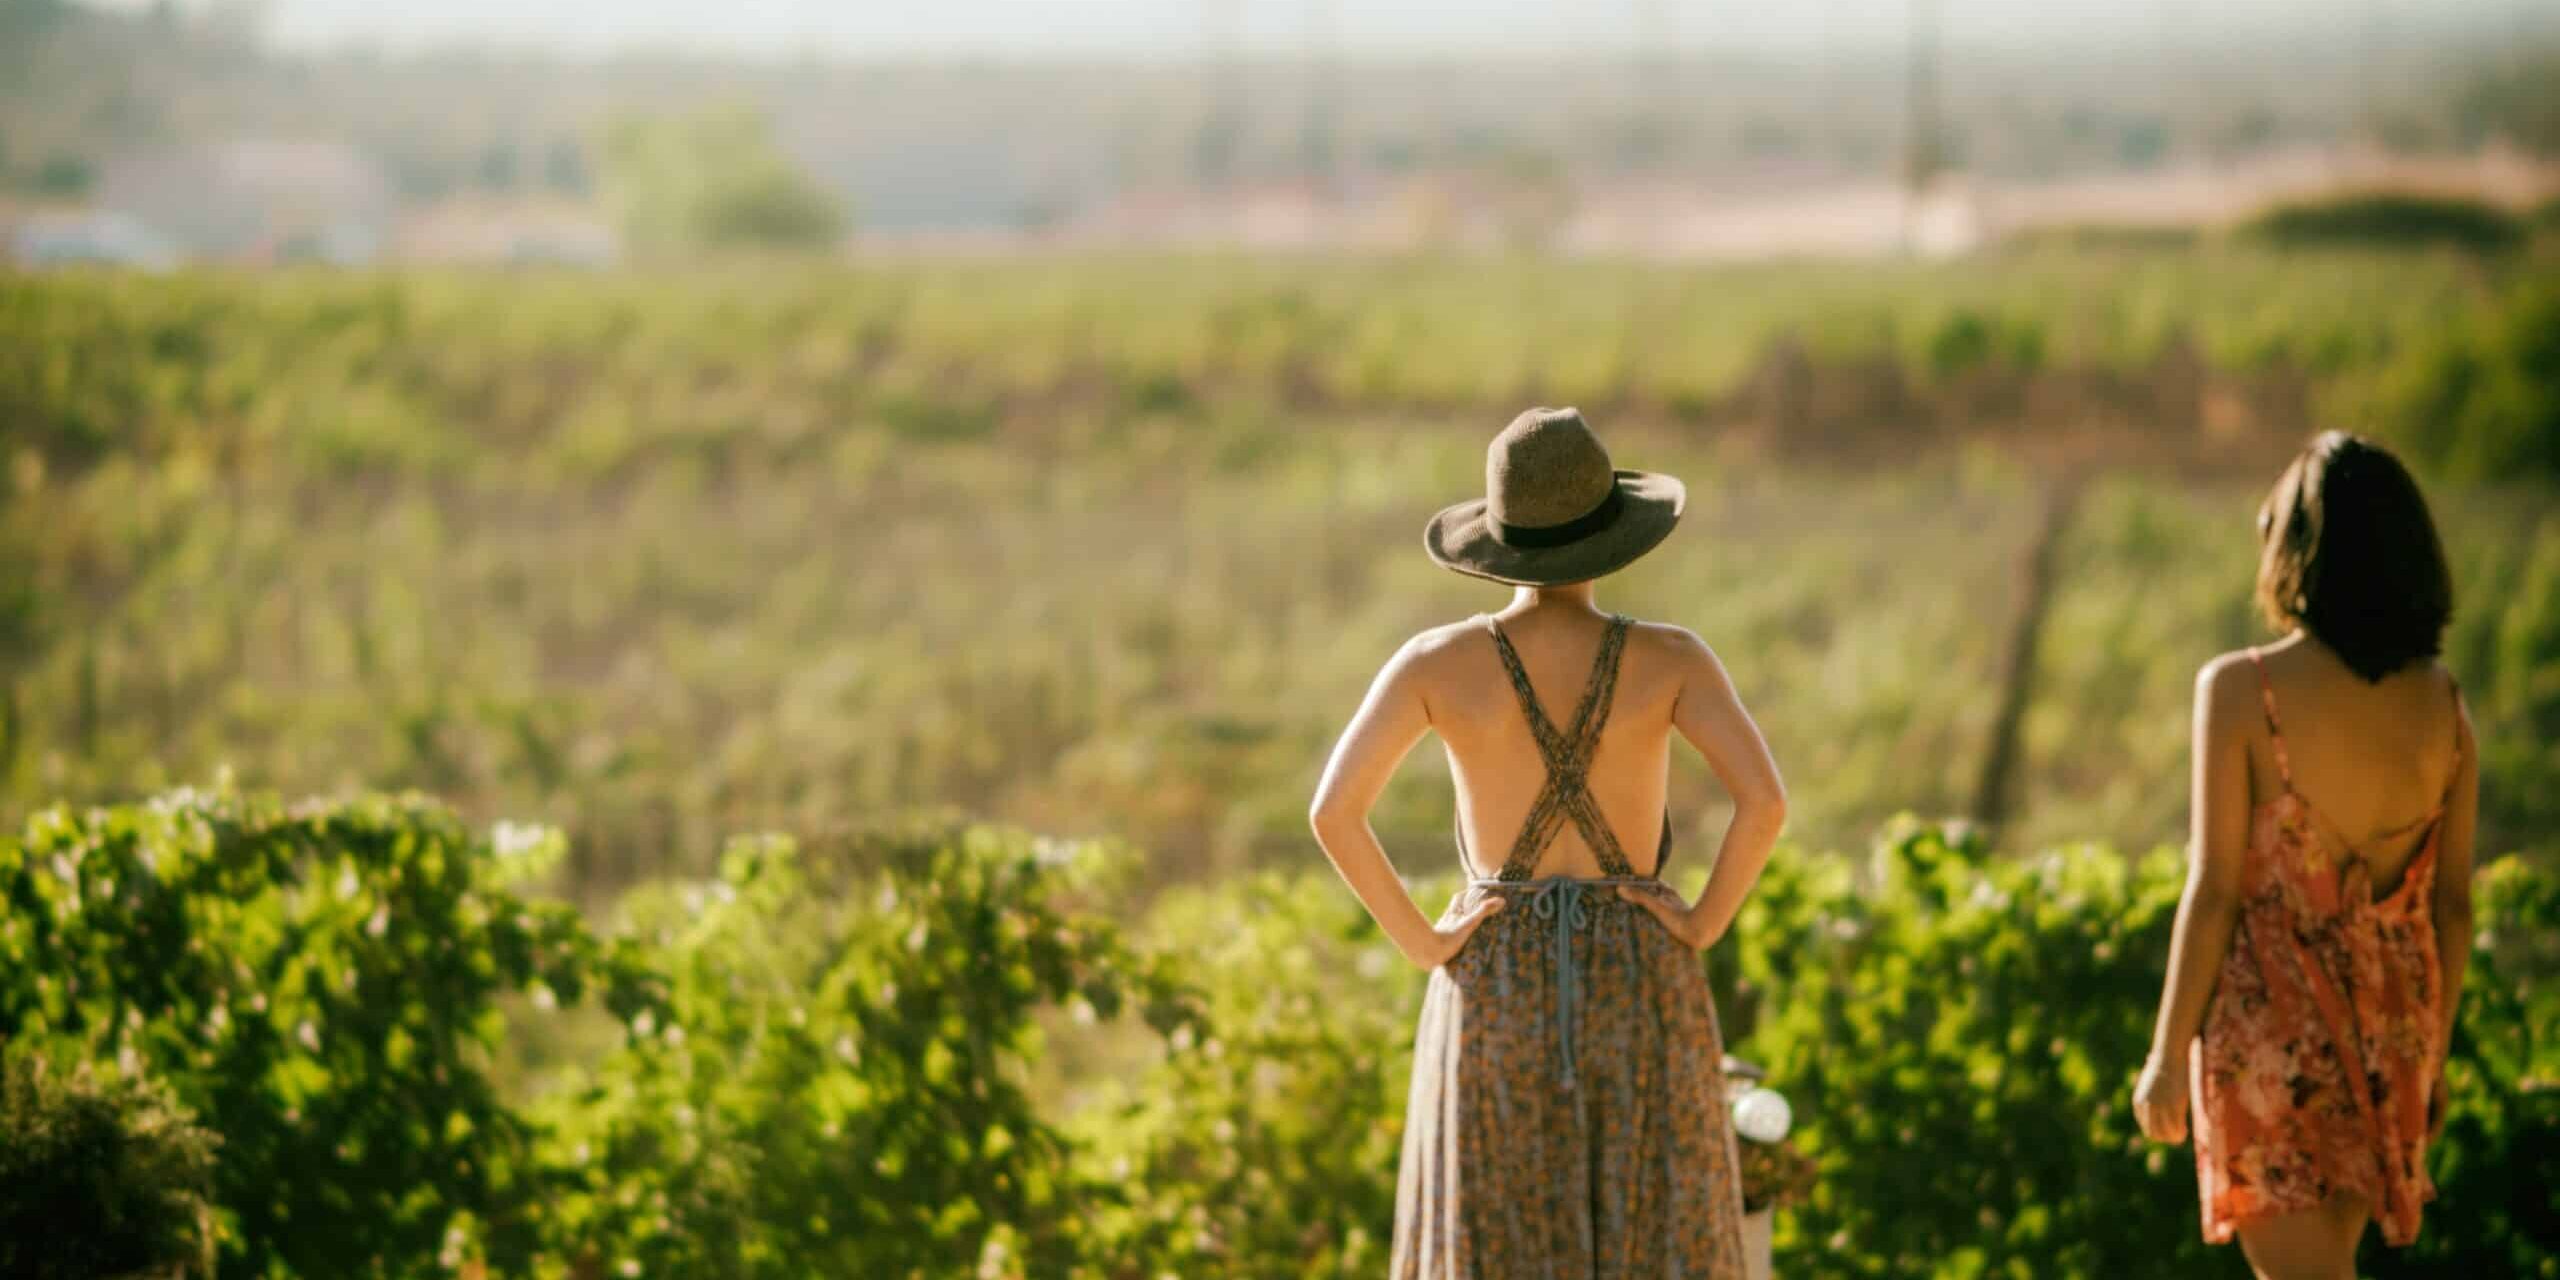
2421,657,2464,702
2418,657,2473,744
1623,617,1730,687
1624,617,1716,661
1404,615,1493,658
2193,649,2261,724
1378,616,1493,682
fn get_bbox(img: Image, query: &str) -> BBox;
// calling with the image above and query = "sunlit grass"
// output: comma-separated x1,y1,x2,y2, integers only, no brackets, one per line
4,248,2550,889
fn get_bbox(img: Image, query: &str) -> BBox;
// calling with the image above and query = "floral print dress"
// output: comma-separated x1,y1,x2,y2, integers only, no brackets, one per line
2188,648,2460,1247
1391,613,1748,1279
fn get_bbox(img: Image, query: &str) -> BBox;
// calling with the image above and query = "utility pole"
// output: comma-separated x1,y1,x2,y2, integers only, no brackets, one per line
1820,0,1852,172
1303,0,1339,195
2155,0,2180,165
1899,0,1942,253
1632,0,1677,171
2353,0,2384,152
1195,0,1247,190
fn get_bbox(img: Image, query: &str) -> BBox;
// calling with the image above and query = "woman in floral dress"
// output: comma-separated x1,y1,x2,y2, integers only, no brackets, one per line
2133,432,2477,1279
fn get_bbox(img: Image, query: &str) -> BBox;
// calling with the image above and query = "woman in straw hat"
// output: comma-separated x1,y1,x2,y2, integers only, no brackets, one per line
1310,407,1787,1278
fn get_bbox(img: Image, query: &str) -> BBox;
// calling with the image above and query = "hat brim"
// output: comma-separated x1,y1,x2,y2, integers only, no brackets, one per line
1423,470,1685,587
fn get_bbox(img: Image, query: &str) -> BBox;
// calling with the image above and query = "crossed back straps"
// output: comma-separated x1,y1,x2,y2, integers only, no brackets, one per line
1457,611,1673,880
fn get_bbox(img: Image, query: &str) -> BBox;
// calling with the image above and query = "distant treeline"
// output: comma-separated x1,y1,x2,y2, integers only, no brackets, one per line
4,0,2558,228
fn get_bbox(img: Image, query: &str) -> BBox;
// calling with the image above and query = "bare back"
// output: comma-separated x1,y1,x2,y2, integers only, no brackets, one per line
1308,595,1784,935
2238,635,2466,894
1420,610,1689,879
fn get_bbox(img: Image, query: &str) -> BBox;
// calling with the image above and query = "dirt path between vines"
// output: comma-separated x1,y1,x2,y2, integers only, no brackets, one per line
1970,470,2088,837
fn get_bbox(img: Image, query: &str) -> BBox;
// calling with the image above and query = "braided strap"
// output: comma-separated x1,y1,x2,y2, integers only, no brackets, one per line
1485,613,1637,879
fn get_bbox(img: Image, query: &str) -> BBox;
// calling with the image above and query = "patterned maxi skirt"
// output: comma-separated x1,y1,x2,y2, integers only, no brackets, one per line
1390,875,1749,1279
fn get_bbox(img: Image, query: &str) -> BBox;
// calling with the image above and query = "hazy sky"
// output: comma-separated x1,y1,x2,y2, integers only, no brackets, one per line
114,0,2546,59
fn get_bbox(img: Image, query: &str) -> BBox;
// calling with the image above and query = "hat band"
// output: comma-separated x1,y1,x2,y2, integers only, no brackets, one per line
1492,482,1624,549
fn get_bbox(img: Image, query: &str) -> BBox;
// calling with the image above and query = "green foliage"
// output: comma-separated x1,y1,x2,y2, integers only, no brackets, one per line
1999,224,2202,253
2451,509,2560,864
7,790,2555,1275
598,103,848,256
2371,279,2560,483
2377,857,2560,1278
1725,821,2200,1275
0,780,664,1279
1727,820,2560,1278
1924,308,2047,380
2244,191,2526,252
1077,868,1436,1277
1060,819,2560,1279
0,1048,219,1280
520,817,1200,1280
0,256,2551,890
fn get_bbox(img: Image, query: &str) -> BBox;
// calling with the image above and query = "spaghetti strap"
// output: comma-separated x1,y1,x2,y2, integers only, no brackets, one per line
2245,646,2294,791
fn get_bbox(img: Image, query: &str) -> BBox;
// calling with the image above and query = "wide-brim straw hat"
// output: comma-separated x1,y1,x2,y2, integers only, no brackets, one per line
1423,406,1685,587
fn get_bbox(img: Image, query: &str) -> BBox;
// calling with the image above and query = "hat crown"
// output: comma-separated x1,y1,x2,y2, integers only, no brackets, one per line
1486,407,1616,528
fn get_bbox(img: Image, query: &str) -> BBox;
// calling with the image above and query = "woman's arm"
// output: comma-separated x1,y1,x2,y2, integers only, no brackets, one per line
1309,633,1504,971
2430,686,2479,1095
1617,627,1786,949
2133,656,2254,1144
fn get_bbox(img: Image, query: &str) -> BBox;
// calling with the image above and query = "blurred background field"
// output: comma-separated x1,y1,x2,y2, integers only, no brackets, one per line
7,250,2558,889
5,0,2560,1276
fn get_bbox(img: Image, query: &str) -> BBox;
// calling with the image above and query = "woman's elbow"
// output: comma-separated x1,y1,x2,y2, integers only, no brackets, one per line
1307,792,1355,840
1746,777,1788,831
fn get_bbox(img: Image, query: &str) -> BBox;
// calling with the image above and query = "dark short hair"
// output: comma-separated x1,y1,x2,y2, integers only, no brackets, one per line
2254,431,2453,682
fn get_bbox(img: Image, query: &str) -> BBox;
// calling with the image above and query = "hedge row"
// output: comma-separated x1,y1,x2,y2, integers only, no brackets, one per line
3,787,2552,1277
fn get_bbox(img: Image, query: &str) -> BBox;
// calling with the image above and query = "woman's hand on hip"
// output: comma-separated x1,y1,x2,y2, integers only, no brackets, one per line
1615,884,1725,950
2132,1052,2190,1145
1409,894,1506,971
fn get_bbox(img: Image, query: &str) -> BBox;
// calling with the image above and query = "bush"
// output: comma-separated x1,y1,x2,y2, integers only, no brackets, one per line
1717,821,2196,1275
0,1049,218,1280
2000,223,2201,253
1923,308,2046,381
1068,822,2560,1279
2389,858,2560,1278
1078,868,1434,1278
1727,819,2560,1278
2244,192,2525,252
2372,280,2560,483
520,817,1200,1280
0,781,663,1279
598,103,849,256
9,788,2553,1276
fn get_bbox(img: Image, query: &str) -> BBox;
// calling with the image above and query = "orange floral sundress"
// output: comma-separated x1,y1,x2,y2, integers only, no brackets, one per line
2188,647,2460,1247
